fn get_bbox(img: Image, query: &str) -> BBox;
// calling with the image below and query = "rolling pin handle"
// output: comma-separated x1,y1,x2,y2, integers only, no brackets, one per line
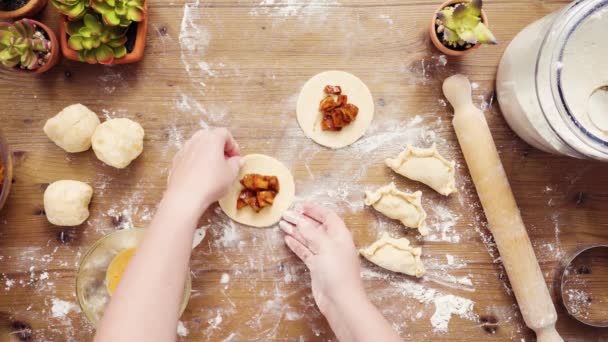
535,326,564,342
442,74,473,109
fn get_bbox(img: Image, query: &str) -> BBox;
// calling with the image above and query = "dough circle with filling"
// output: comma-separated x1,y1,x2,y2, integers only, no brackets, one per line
219,154,295,228
296,70,374,149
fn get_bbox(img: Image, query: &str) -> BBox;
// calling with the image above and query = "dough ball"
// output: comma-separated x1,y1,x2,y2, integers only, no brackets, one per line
92,118,145,169
43,104,101,153
44,180,93,226
219,154,295,228
296,70,374,149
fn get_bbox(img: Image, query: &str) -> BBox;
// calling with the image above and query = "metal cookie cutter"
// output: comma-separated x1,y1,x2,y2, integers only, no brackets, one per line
559,245,608,327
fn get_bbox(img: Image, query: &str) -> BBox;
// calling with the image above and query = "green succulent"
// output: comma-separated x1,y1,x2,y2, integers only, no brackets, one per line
67,13,128,64
436,0,497,48
0,19,52,70
90,0,145,27
51,0,88,20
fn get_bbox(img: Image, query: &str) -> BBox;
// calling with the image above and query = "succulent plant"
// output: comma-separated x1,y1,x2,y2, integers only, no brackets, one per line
0,19,52,70
90,0,145,27
436,0,497,49
51,0,88,20
66,13,128,64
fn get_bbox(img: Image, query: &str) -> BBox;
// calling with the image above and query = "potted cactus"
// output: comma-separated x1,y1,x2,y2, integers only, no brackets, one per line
0,0,48,20
430,0,496,56
53,0,147,64
0,19,60,74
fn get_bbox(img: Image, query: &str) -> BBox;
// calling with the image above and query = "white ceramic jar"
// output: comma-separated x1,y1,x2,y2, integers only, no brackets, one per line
497,0,608,160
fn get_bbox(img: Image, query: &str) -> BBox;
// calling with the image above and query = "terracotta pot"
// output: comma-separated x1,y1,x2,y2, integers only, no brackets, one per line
8,19,60,74
0,0,48,20
59,2,148,65
0,130,13,212
429,0,489,57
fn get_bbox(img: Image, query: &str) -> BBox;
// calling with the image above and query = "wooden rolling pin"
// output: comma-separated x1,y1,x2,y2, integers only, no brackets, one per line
443,75,562,342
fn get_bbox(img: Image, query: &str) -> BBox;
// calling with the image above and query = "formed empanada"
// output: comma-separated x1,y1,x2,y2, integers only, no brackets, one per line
364,183,429,236
360,232,425,278
385,144,456,196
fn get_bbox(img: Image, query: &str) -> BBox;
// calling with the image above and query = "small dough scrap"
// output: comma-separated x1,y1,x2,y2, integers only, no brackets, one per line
296,70,374,149
360,232,425,278
219,154,295,228
92,118,144,169
44,180,93,226
386,144,456,196
365,183,428,236
44,104,101,153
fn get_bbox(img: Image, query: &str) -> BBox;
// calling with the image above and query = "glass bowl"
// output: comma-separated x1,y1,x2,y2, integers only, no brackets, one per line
0,130,12,211
76,228,192,327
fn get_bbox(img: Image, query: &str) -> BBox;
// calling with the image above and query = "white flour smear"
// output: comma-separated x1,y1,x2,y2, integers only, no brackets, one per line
51,298,79,319
564,289,591,318
177,320,190,337
250,0,341,17
426,204,462,243
362,268,477,334
179,0,210,77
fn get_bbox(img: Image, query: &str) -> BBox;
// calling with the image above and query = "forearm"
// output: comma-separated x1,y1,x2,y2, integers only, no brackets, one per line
324,288,402,342
94,195,204,342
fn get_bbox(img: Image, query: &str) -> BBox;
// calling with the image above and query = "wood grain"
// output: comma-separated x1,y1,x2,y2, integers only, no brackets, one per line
1,0,608,341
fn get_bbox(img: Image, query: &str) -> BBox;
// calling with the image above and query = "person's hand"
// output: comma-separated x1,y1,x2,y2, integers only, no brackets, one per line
280,203,365,315
165,128,242,216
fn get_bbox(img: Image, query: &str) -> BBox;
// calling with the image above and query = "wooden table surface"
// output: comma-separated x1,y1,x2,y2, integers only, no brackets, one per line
1,0,608,341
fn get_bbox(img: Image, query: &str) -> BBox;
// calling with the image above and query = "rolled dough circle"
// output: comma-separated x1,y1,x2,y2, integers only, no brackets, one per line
219,154,295,228
296,70,374,149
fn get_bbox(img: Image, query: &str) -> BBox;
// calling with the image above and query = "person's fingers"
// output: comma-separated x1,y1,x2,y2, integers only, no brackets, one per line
279,220,310,252
284,235,313,266
283,210,323,251
214,128,240,157
279,220,294,234
301,202,338,224
190,129,206,143
301,203,348,236
283,209,321,228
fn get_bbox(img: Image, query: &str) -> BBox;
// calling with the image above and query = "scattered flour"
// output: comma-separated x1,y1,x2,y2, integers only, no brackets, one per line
220,273,230,284
431,294,475,333
167,125,185,150
362,268,477,333
250,0,340,17
378,14,394,25
177,320,190,337
425,205,461,243
208,312,223,329
438,55,448,66
51,298,78,319
424,273,474,292
564,289,591,318
478,93,494,112
179,0,210,76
